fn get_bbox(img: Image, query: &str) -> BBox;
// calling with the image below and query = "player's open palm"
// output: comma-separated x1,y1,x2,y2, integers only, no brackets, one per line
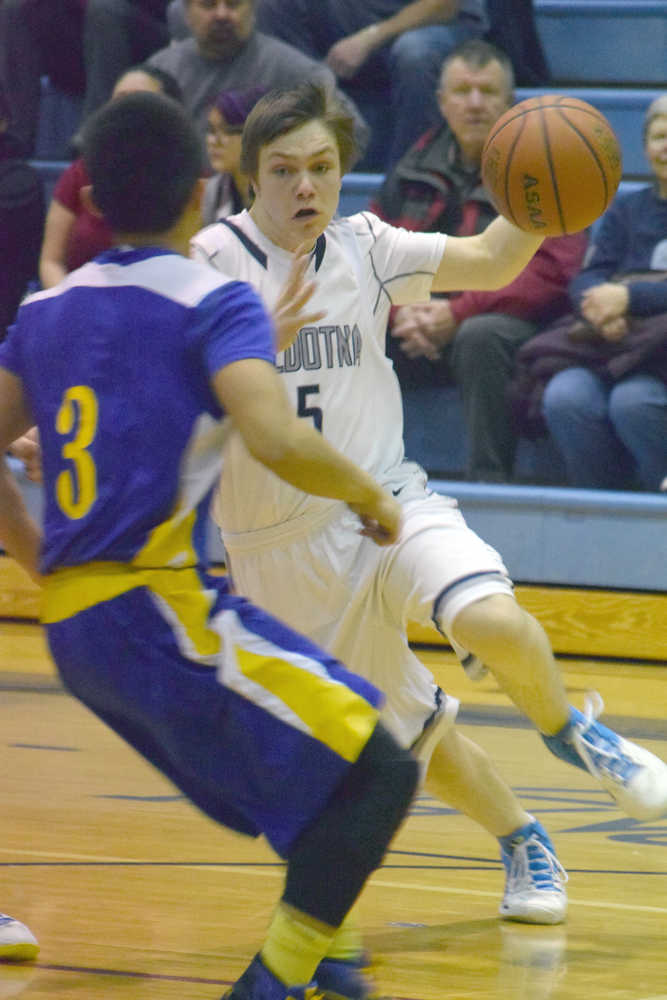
273,244,325,351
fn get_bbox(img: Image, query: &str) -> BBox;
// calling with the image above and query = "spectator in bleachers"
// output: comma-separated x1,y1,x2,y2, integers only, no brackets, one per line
202,86,264,224
0,85,44,339
38,64,182,289
166,0,190,38
513,95,667,493
485,0,549,86
147,0,369,162
255,0,488,170
81,1,172,122
371,39,586,483
0,0,86,157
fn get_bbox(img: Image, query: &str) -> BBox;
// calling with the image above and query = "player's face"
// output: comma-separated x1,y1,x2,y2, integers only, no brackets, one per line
250,119,343,252
645,114,667,197
206,105,243,174
186,0,254,60
439,58,512,165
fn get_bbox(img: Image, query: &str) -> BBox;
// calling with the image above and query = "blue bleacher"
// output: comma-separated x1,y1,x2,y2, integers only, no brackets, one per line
515,87,663,179
427,481,667,591
528,3,666,180
534,1,667,85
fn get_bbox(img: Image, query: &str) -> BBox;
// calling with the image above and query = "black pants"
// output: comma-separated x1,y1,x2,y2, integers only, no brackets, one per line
390,313,537,482
81,0,170,122
0,0,85,155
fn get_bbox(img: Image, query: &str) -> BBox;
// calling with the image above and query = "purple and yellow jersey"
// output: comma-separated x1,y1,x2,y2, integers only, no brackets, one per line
0,246,275,575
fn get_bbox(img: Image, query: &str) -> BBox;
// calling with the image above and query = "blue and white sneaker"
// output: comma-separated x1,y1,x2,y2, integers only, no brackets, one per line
0,914,39,961
315,955,376,1000
499,818,568,925
222,955,321,1000
570,692,667,821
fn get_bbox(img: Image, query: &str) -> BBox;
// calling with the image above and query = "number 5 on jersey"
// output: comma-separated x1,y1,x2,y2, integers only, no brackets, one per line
298,384,323,432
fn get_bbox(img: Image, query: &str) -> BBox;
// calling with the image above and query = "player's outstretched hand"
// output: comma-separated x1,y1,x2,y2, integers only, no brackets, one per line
273,242,325,351
348,489,402,546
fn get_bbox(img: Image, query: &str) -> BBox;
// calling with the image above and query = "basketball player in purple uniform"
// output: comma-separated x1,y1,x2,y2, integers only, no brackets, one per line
0,91,425,1000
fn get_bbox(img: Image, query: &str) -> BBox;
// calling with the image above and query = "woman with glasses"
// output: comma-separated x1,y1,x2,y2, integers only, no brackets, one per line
202,86,265,224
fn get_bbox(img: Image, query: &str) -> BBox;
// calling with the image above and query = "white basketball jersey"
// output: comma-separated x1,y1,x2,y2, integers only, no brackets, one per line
191,210,446,534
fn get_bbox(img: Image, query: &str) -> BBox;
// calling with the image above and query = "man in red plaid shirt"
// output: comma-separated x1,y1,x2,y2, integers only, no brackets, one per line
372,38,587,482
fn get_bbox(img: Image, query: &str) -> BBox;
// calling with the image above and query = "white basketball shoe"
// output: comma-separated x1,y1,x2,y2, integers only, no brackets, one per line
570,692,667,821
0,915,38,962
499,817,568,925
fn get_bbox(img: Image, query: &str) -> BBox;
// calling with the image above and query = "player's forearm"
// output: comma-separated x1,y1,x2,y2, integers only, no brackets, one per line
433,217,544,293
252,418,385,508
0,461,43,584
480,216,545,279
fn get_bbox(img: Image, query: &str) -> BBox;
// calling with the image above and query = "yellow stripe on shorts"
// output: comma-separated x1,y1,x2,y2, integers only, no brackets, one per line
235,646,379,763
42,563,221,661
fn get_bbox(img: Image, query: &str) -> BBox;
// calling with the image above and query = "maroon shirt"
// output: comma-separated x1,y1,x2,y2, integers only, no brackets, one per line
53,157,113,272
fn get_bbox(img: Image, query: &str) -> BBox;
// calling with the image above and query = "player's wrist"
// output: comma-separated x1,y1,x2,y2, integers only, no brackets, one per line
347,478,383,515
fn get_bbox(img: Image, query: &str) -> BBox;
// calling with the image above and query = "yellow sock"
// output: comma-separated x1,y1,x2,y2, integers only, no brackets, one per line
325,910,363,962
261,903,336,986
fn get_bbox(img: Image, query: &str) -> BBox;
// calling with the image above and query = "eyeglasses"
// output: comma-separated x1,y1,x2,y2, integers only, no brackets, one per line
206,124,244,140
193,0,249,11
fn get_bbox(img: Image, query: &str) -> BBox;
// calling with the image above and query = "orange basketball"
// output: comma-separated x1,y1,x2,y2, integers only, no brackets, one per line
481,95,622,237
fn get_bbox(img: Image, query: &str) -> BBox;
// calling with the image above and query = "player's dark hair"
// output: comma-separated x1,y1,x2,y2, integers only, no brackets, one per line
440,38,515,93
241,82,358,178
128,63,184,105
82,91,203,234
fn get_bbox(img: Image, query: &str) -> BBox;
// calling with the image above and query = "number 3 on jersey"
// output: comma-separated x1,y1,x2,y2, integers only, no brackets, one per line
55,385,99,519
297,384,323,432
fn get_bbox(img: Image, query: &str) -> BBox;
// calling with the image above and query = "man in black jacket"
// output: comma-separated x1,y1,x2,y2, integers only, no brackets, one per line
0,87,44,339
81,0,172,121
0,0,86,157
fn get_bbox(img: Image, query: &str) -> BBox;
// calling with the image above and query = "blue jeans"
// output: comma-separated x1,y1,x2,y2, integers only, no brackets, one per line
383,22,483,166
255,0,484,169
542,367,667,491
346,22,484,169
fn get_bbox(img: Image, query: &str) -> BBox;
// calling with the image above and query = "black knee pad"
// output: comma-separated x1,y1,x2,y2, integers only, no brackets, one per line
283,723,418,926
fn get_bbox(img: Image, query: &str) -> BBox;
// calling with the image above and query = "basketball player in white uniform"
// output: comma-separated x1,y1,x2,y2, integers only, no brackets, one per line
192,83,667,944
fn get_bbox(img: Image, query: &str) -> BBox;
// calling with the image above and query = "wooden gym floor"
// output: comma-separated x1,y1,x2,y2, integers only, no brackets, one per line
1,571,666,999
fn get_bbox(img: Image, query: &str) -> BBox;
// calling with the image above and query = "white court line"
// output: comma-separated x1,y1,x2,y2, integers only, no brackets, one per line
4,847,667,915
370,877,667,915
1,847,160,863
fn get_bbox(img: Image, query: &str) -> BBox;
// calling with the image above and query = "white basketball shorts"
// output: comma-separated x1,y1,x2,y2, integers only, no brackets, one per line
223,484,513,748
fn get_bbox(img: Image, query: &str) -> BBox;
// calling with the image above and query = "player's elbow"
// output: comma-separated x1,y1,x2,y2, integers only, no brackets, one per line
242,422,298,471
